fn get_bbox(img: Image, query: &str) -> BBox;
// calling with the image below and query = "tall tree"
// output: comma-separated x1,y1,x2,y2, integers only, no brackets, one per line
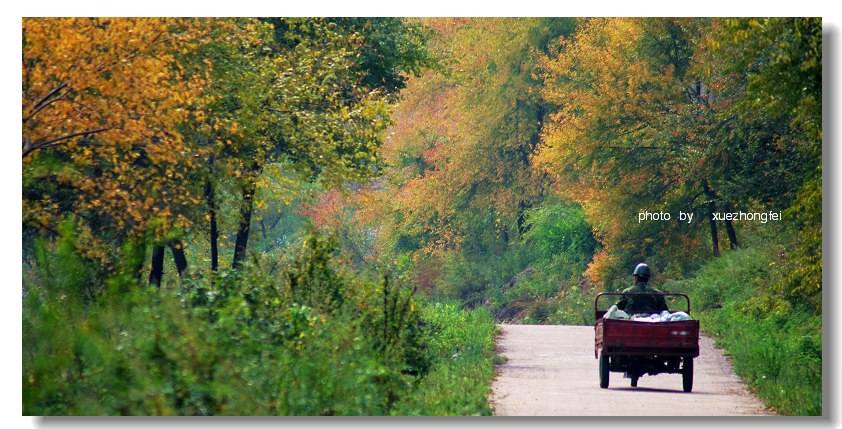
536,18,711,286
22,18,215,270
184,19,397,271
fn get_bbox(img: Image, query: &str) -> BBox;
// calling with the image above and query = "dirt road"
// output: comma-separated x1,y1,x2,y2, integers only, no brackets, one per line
490,324,775,416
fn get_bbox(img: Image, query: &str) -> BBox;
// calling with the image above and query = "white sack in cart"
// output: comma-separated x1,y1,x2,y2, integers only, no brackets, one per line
630,310,692,322
604,305,692,322
604,304,630,320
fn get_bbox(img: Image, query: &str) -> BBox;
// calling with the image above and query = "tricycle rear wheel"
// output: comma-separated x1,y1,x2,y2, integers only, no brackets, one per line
683,357,694,392
599,351,609,388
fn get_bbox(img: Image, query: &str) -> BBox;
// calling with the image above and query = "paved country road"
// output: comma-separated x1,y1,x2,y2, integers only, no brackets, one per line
490,324,775,416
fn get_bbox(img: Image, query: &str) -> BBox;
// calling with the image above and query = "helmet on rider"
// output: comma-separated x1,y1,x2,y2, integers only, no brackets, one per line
633,263,651,281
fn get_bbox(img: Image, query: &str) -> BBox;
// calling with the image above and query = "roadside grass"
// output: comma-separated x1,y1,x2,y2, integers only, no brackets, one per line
663,246,822,416
392,302,496,416
704,307,821,416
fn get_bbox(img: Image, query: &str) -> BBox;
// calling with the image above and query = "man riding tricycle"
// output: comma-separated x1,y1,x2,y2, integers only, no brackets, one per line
594,263,700,392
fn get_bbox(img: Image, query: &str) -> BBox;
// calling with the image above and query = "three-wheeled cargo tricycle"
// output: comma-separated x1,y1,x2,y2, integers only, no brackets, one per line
594,293,700,392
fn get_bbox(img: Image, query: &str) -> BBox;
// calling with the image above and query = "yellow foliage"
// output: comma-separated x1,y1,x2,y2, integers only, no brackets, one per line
535,18,713,285
22,18,221,250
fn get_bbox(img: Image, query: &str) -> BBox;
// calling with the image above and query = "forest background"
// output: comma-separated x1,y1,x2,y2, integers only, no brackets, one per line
18,13,826,418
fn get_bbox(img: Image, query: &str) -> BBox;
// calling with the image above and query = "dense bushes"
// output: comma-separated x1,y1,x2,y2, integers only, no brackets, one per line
23,229,496,416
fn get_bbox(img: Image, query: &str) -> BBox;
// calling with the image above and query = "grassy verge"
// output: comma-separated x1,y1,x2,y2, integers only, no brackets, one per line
663,246,822,416
393,301,497,415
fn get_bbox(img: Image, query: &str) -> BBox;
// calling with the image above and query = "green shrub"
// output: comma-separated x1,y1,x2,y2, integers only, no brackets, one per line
521,201,598,273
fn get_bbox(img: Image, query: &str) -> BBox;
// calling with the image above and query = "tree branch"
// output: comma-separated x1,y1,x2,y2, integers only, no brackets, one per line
25,82,68,121
23,127,111,158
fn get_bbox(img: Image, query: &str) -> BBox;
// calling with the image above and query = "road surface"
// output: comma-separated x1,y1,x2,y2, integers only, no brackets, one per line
490,324,775,416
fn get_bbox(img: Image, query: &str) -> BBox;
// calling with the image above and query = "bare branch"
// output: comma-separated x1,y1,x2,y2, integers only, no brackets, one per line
23,127,111,158
26,82,68,121
25,91,78,123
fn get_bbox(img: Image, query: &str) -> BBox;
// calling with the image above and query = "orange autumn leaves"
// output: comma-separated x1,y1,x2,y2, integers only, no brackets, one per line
23,18,207,158
534,18,707,285
372,18,549,254
23,18,219,260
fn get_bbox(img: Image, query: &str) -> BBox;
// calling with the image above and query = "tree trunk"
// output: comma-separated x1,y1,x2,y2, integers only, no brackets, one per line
149,245,165,287
722,202,739,249
232,177,257,270
168,240,188,277
708,212,720,257
703,182,720,257
204,179,219,272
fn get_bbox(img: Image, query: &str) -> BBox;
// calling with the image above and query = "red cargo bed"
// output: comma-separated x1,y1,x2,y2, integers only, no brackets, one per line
595,318,700,358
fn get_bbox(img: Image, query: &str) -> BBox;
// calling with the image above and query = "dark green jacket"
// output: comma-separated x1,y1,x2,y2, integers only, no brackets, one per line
616,283,668,314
